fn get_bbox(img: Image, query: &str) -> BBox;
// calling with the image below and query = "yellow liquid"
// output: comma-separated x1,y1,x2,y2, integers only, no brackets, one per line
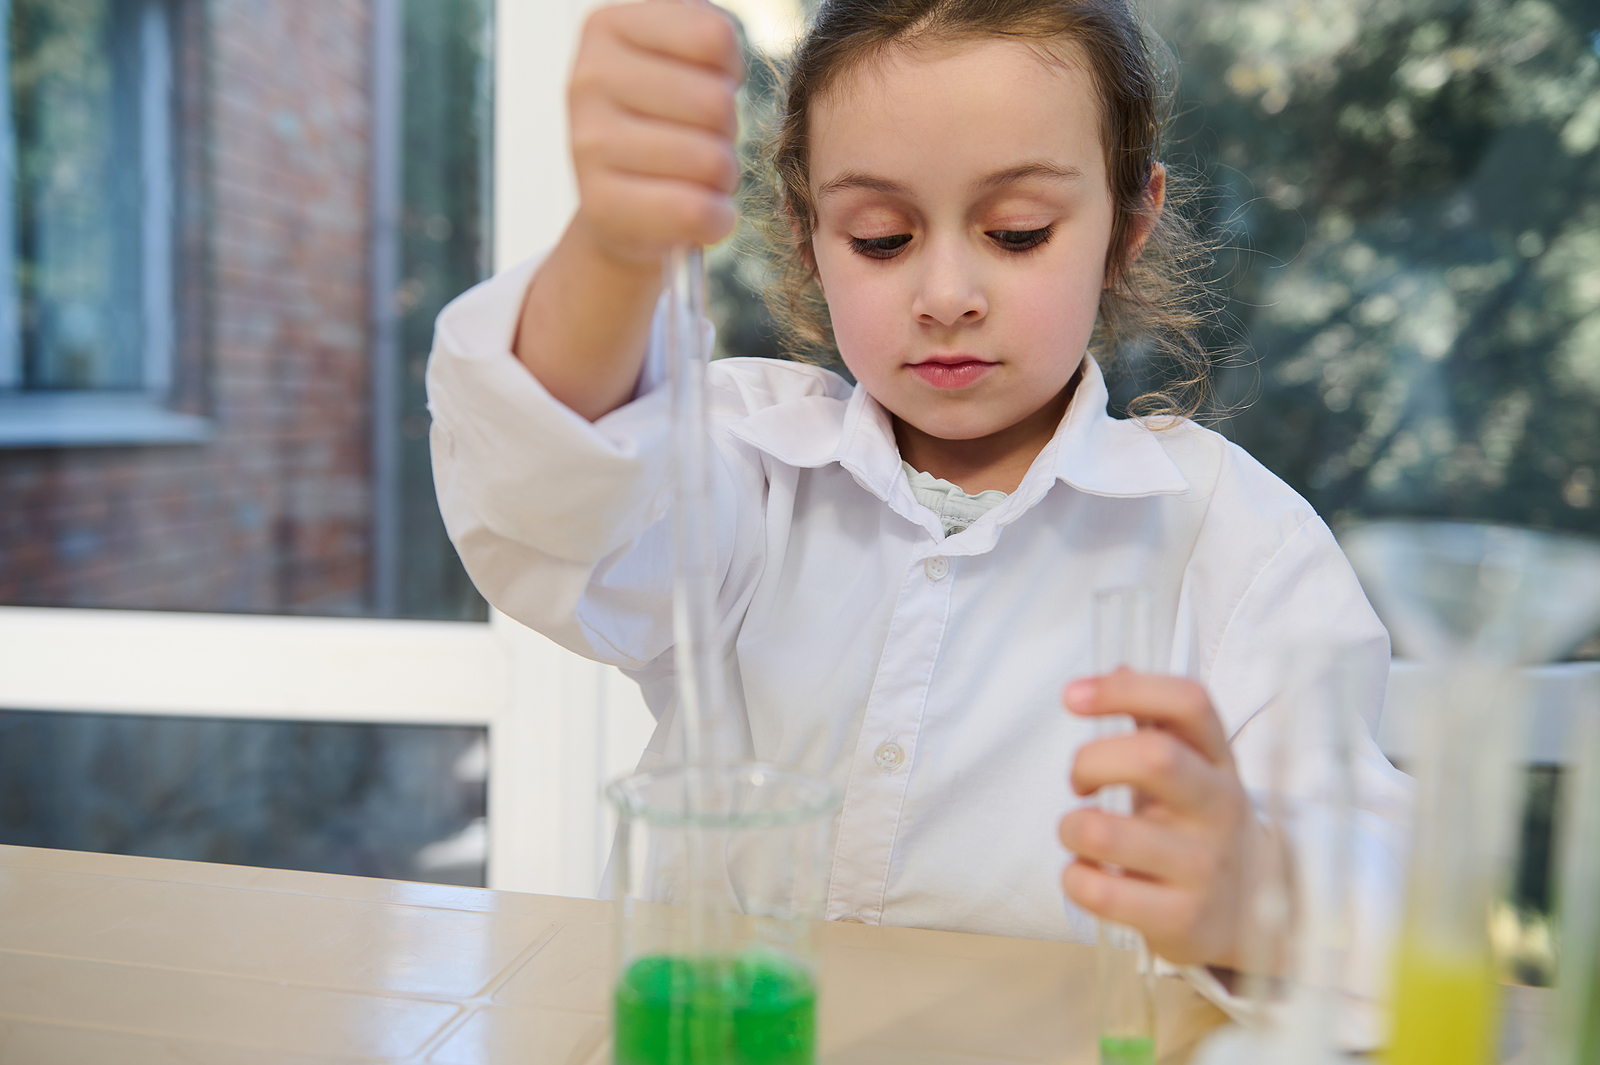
1385,942,1497,1065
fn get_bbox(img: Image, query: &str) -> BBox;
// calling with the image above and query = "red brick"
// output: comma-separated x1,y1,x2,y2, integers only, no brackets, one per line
0,0,376,615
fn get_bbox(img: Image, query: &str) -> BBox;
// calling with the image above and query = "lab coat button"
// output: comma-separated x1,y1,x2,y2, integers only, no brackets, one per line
838,914,866,924
874,742,904,770
924,556,950,580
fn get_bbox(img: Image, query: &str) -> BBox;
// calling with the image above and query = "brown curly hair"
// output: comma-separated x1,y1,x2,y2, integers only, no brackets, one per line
748,0,1217,420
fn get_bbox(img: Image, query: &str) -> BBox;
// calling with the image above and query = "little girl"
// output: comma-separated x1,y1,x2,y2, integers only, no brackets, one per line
427,0,1409,1018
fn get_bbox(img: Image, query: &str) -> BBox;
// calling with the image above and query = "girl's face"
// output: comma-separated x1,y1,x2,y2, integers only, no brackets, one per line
807,36,1116,445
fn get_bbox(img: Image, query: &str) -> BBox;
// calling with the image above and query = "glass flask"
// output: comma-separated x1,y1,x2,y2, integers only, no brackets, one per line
606,762,840,1065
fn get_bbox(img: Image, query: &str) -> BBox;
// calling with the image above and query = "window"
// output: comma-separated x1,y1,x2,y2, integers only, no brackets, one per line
0,0,659,899
0,709,489,887
0,0,205,447
0,0,492,620
1144,0,1600,538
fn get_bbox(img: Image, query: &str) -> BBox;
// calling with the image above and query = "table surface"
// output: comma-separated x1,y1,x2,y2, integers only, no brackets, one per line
0,845,1233,1064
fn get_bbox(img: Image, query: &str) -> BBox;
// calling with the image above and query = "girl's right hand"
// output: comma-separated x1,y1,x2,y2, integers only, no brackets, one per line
569,2,745,272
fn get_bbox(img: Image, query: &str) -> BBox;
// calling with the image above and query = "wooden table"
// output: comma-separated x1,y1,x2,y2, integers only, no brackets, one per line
0,845,1228,1063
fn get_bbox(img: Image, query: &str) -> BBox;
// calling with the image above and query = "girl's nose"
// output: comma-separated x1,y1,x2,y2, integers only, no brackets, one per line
911,241,987,327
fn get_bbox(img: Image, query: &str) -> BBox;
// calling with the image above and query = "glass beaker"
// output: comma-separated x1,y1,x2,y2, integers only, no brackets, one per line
606,762,840,1065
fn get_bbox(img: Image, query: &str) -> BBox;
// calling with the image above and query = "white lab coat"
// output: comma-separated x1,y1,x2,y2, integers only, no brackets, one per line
427,258,1411,1029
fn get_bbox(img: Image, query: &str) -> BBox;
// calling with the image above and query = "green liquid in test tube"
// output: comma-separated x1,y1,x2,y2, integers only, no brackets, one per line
1097,1034,1156,1065
1092,588,1156,1065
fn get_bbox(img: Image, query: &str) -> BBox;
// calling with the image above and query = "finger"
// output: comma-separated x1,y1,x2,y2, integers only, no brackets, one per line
580,171,736,250
577,110,740,194
1058,807,1216,888
1064,669,1232,768
1060,861,1220,966
580,40,740,139
1068,729,1224,815
603,2,744,83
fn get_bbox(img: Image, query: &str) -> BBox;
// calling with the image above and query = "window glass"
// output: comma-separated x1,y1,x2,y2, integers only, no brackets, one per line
0,0,489,619
394,0,493,620
4,0,168,393
1144,0,1600,537
0,709,488,886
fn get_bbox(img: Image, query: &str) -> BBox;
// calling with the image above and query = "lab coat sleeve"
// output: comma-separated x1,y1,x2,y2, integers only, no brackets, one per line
424,258,762,670
1187,514,1412,1047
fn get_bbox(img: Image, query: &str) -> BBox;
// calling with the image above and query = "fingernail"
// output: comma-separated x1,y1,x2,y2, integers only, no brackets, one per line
1064,679,1096,710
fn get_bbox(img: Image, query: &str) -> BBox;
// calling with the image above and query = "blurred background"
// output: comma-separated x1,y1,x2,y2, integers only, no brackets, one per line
0,0,1594,987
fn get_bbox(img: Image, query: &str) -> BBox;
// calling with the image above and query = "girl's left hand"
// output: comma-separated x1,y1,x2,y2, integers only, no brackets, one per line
1057,668,1256,969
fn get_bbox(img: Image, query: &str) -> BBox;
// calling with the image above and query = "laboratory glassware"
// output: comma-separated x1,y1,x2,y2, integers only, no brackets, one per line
664,243,729,769
1551,683,1600,1065
1188,642,1366,1065
1090,587,1157,1065
1341,520,1600,1065
607,762,840,1065
608,229,839,1064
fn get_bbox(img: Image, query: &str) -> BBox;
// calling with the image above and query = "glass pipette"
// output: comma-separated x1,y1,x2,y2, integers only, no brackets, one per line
665,243,719,770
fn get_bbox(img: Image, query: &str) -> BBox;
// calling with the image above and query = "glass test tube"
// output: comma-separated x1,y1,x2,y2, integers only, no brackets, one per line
1386,664,1525,1065
1188,643,1364,1065
1262,645,1361,1057
1091,588,1157,1065
1552,685,1600,1065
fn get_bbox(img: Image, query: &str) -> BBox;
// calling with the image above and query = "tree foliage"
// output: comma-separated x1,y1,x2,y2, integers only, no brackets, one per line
1148,0,1600,532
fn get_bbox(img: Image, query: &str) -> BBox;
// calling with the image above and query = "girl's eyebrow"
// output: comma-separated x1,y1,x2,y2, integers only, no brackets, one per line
815,172,908,201
815,160,1084,201
975,161,1085,191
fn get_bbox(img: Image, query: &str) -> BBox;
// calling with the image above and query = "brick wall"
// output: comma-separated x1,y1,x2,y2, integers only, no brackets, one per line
0,0,375,614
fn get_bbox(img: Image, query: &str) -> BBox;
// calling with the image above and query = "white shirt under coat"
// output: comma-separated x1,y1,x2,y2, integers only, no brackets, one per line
426,258,1411,1027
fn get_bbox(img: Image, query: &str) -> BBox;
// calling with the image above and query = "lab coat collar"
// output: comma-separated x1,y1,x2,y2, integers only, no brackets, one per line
725,355,1190,539
725,381,945,537
1048,357,1190,499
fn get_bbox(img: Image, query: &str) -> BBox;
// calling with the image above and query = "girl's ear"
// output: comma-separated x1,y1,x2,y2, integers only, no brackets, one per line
1104,163,1167,291
1125,163,1167,264
791,218,822,293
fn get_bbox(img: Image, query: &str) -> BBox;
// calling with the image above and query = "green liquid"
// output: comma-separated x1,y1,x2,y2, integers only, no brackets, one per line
1581,943,1600,1064
613,951,816,1065
1099,1035,1155,1065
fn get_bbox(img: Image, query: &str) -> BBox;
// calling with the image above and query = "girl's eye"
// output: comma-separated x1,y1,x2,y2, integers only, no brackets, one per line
989,226,1053,252
849,234,912,259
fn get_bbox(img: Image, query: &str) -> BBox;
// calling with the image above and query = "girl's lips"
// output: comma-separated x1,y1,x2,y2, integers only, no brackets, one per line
907,359,996,390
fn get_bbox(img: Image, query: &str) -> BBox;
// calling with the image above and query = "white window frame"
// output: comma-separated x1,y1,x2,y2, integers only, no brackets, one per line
0,0,211,449
0,606,655,897
0,0,657,900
